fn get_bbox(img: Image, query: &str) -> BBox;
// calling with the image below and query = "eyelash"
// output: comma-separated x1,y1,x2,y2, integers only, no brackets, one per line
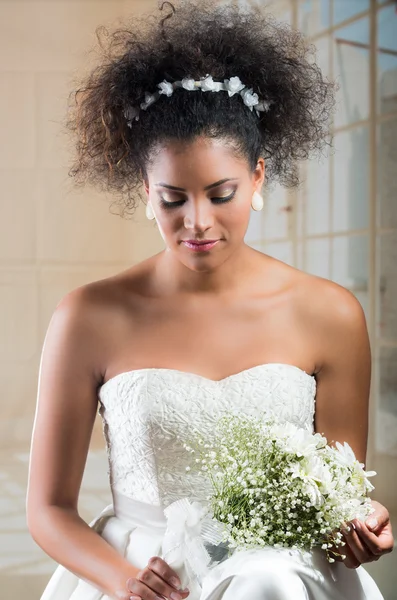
159,190,236,209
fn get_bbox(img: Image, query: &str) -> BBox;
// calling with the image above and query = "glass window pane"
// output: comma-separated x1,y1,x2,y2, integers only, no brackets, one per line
298,0,330,36
378,117,397,229
333,0,369,27
245,206,263,244
297,241,304,270
306,238,331,278
263,184,290,240
296,182,304,239
377,5,397,115
378,232,397,342
376,347,397,456
332,235,369,291
333,17,370,128
333,126,369,233
237,0,291,23
313,35,331,79
263,241,294,265
304,154,330,235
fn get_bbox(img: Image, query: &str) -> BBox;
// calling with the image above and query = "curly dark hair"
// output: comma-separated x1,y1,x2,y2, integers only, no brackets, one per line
67,0,334,217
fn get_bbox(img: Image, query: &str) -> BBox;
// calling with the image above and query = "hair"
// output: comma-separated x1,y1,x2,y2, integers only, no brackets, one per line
67,0,335,217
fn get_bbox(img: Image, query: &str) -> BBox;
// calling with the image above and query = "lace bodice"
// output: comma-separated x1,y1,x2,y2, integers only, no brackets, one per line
97,363,316,508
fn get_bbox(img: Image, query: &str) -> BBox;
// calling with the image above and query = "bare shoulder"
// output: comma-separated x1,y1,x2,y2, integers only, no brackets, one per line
52,258,157,368
297,271,366,324
292,270,369,371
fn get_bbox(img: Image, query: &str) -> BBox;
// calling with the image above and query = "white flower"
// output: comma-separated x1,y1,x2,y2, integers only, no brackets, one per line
335,441,356,466
140,93,157,110
224,76,245,96
181,78,197,91
123,105,139,125
158,80,174,97
304,481,324,508
200,75,217,92
240,88,259,110
257,100,271,112
271,423,321,457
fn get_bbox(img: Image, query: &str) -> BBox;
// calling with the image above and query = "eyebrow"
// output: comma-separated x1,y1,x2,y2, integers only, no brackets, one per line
155,178,239,192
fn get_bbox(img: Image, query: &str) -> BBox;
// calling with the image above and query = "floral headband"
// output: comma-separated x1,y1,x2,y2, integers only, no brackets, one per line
124,75,271,126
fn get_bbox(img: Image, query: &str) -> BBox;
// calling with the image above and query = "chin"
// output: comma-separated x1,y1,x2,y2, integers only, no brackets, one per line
180,251,233,273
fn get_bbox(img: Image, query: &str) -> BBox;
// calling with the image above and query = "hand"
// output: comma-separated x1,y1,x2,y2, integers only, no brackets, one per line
332,500,394,569
126,556,190,600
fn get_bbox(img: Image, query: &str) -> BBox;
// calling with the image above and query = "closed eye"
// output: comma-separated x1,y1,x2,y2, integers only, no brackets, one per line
212,191,236,204
159,190,236,209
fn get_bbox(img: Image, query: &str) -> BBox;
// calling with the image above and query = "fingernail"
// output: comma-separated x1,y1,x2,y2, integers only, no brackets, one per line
341,524,351,535
366,517,378,530
170,576,180,588
170,593,182,600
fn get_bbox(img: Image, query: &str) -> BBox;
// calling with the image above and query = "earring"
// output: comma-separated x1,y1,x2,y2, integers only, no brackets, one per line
251,191,264,211
145,202,156,220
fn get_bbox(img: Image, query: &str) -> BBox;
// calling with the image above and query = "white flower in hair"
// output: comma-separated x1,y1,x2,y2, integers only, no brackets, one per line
140,93,157,110
241,88,259,111
224,76,245,96
258,100,271,112
158,80,174,97
124,105,140,125
200,75,217,92
181,78,197,91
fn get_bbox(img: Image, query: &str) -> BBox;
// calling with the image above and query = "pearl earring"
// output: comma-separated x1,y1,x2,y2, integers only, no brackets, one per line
251,191,264,211
145,202,156,220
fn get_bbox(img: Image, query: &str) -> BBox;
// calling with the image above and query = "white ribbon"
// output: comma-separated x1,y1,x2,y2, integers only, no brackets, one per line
161,498,226,590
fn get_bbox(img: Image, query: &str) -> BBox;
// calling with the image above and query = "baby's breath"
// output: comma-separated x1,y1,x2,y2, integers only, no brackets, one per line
183,414,376,563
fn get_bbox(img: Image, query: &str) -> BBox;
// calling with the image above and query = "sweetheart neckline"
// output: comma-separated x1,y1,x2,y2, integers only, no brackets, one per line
99,362,316,393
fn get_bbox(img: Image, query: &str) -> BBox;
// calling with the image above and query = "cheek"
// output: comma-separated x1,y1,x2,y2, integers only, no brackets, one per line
226,204,251,233
153,212,179,242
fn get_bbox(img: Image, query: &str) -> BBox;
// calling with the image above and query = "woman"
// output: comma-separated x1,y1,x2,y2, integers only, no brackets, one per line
27,2,393,599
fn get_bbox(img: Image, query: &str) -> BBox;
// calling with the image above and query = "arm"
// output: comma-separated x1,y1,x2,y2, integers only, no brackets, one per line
26,287,141,599
313,285,370,464
309,282,393,567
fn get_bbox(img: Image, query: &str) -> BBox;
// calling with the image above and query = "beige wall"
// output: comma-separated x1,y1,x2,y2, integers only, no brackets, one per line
0,2,162,594
0,0,163,452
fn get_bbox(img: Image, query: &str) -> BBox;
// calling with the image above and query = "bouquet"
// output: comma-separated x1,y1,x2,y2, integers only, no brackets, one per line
183,414,377,563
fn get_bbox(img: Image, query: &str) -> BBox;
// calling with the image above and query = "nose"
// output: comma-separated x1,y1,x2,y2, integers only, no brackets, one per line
183,198,214,232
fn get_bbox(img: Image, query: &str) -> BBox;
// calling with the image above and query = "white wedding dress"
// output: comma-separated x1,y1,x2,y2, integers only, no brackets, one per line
40,363,384,599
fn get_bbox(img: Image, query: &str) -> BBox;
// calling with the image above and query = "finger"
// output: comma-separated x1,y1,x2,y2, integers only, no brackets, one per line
326,533,359,569
329,538,360,569
129,567,189,600
341,521,373,565
354,521,394,557
128,575,181,600
365,501,390,533
146,556,190,594
127,574,163,600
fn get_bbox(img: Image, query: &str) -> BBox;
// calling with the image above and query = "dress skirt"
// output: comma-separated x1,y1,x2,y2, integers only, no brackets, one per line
40,492,384,600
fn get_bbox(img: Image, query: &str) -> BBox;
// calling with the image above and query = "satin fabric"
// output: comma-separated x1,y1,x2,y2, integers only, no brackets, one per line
40,491,384,600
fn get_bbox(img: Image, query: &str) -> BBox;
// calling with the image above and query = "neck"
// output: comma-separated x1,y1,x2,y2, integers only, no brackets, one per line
153,243,258,296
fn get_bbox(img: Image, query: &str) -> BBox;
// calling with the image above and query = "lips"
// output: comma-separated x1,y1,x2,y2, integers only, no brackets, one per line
184,240,218,245
182,239,220,252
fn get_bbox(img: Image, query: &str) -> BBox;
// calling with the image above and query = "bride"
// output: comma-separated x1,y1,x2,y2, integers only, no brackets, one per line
27,2,393,599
